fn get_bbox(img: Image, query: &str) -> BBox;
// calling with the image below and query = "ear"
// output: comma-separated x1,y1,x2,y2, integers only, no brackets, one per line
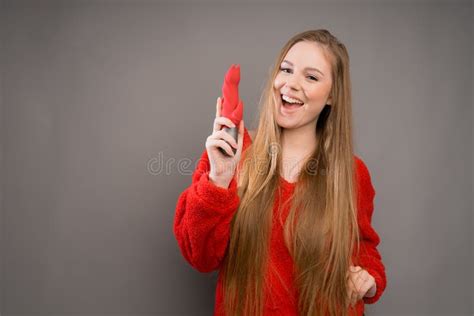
326,93,332,106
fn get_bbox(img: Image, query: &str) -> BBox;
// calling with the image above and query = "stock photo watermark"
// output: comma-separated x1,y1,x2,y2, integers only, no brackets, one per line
146,142,332,177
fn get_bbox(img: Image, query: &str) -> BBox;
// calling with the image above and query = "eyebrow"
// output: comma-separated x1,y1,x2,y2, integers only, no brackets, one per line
281,60,325,77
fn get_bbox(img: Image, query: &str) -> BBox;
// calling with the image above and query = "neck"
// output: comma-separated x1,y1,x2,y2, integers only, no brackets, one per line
279,121,319,179
280,123,318,159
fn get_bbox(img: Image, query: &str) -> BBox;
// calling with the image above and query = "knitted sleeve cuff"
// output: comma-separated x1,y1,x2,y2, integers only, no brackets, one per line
193,171,240,212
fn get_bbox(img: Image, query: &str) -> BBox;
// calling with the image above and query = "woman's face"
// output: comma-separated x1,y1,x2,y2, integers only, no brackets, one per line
273,41,333,129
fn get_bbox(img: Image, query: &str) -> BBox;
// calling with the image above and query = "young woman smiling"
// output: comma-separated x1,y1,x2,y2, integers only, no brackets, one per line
174,29,387,316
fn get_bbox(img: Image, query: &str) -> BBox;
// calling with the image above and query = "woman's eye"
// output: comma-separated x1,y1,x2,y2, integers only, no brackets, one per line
308,75,318,81
280,67,291,73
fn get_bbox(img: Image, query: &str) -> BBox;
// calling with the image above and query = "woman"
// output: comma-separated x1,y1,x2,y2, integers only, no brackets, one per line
174,29,387,316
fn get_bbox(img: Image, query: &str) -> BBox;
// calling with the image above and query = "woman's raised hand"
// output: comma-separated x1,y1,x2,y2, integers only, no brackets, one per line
205,97,244,189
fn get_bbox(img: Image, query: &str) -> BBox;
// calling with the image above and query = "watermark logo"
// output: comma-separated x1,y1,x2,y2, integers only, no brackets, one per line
146,143,330,177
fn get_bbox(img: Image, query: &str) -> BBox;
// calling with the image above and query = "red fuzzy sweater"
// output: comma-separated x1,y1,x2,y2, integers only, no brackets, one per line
174,127,387,315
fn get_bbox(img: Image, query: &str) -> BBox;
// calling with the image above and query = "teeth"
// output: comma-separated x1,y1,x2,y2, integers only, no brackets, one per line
282,94,303,104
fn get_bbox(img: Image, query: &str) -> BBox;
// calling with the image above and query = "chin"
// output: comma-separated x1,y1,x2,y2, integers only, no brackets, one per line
276,117,298,129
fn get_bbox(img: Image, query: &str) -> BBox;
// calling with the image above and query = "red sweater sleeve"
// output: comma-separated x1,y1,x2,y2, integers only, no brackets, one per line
173,128,252,273
353,157,387,304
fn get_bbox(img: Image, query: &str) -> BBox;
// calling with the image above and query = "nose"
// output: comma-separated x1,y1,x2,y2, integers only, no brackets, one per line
285,74,301,91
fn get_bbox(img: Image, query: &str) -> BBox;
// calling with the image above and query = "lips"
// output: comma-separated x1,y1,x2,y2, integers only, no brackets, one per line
280,97,303,116
280,94,304,109
281,93,304,104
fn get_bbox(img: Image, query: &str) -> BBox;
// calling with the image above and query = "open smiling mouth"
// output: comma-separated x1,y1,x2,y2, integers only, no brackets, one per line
281,94,304,111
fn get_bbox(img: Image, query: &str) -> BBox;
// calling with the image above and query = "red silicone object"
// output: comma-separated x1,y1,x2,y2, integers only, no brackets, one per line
221,64,244,126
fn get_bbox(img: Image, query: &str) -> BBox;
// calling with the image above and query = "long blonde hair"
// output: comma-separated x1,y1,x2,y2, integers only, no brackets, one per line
220,29,361,316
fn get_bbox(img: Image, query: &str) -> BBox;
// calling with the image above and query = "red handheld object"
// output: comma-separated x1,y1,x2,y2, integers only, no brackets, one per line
221,64,243,126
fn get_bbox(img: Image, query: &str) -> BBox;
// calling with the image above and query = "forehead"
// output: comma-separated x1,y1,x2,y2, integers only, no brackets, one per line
283,41,332,74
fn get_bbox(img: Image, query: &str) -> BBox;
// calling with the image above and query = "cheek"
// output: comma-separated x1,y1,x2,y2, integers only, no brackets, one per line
307,91,324,101
273,75,284,90
307,85,331,102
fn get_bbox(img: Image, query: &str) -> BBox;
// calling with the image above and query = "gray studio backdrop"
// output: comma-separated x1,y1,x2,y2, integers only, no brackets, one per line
1,1,472,315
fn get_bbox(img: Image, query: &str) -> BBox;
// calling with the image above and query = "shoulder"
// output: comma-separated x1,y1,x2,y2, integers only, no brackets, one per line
354,155,377,222
354,154,376,198
354,155,370,179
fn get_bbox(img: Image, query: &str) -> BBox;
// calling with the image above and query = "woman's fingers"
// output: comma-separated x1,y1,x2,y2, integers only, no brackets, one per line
347,266,363,307
346,279,356,307
213,116,237,133
211,96,243,160
351,290,358,306
347,268,371,307
349,276,357,300
354,269,369,294
212,130,238,149
348,281,357,307
206,138,235,157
